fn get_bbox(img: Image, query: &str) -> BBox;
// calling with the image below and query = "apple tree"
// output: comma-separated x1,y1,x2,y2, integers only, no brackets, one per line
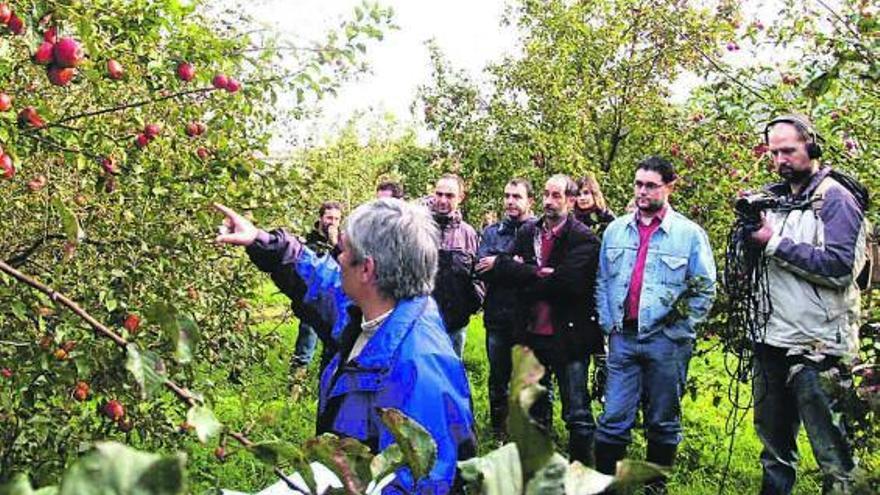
0,0,393,485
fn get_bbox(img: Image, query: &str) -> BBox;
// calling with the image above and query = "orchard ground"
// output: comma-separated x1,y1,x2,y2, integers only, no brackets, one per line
165,282,877,494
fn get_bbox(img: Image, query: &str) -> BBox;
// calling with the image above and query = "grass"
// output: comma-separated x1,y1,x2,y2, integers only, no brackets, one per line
177,282,874,494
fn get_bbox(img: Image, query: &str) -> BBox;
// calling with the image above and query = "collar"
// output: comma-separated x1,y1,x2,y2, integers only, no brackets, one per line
349,296,431,369
539,215,568,238
628,205,675,233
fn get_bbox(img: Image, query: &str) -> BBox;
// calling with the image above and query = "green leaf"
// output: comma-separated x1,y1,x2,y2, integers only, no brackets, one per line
53,198,84,244
377,408,437,482
803,71,832,98
0,473,58,495
147,303,200,364
457,442,523,495
59,442,186,495
507,345,554,477
564,461,614,494
186,406,222,444
305,434,373,494
370,444,403,486
249,441,317,494
125,344,167,399
607,460,668,492
524,453,567,495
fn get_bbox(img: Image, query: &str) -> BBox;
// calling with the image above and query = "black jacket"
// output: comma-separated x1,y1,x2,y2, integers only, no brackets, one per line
494,214,602,360
478,216,534,329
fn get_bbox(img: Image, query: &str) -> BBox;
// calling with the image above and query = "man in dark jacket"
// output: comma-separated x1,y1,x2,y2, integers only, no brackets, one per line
475,178,534,437
482,174,602,466
430,174,484,357
289,201,342,375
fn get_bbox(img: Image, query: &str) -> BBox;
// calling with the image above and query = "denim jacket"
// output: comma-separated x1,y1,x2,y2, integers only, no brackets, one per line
596,207,716,341
246,230,477,493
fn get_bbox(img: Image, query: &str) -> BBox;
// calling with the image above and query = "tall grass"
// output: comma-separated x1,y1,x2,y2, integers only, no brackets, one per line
178,283,874,494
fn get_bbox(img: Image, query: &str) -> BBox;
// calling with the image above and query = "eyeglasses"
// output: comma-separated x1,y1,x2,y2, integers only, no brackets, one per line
633,180,664,192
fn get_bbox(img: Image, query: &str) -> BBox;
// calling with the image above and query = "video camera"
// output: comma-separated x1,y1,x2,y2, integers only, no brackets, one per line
734,193,780,232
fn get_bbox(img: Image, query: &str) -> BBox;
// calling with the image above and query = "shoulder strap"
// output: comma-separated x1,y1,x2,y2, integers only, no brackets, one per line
810,176,836,214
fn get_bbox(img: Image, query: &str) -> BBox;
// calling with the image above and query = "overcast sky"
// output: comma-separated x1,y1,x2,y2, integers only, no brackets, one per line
245,0,518,147
242,0,789,150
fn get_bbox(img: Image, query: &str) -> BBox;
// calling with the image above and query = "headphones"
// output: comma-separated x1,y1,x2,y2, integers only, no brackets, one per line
763,114,823,159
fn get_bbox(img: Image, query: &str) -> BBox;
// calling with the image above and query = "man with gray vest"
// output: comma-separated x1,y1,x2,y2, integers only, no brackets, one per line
748,114,868,494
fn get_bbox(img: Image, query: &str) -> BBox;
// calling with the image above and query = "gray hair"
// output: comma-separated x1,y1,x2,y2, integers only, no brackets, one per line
343,198,438,300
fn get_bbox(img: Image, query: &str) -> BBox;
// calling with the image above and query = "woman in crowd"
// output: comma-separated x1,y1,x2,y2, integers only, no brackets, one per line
574,173,615,235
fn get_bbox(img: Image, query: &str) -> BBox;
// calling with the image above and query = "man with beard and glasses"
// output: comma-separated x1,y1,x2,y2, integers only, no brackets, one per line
474,178,535,438
594,156,715,493
487,174,602,465
747,114,868,494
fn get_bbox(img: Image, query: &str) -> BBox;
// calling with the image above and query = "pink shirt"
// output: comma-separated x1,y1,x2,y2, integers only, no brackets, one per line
625,207,667,321
531,219,566,335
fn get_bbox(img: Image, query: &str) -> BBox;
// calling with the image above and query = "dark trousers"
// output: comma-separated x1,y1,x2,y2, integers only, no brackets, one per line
485,324,515,433
525,333,595,448
753,344,855,494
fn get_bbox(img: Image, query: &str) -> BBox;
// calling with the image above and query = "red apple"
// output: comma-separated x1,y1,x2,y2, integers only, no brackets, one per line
47,65,76,87
100,156,118,175
0,4,11,24
43,26,57,43
670,143,681,157
53,37,84,68
135,133,150,149
107,59,124,80
27,174,47,191
0,154,14,179
7,14,24,35
752,143,768,158
73,387,88,401
196,122,207,134
196,147,210,160
0,92,11,112
123,313,140,334
34,41,55,65
144,123,162,138
103,400,125,421
225,78,241,93
176,61,195,82
17,107,46,128
185,121,200,137
212,73,228,90
0,368,11,378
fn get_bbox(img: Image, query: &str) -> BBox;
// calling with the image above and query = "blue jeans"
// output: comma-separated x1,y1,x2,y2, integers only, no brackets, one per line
485,324,514,432
597,331,693,446
753,344,855,494
449,326,467,358
291,321,318,367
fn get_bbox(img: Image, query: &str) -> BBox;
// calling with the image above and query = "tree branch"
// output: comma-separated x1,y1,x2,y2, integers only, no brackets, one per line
0,260,288,483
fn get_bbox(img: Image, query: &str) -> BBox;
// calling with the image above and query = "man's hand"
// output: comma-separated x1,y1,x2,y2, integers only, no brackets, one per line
327,224,339,246
749,214,774,246
214,203,259,246
475,256,497,274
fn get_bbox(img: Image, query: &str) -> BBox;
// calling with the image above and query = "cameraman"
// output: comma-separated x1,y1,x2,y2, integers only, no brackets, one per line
749,114,867,494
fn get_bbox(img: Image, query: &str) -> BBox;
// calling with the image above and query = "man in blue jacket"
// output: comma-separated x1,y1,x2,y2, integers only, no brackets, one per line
594,156,716,492
215,199,477,494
